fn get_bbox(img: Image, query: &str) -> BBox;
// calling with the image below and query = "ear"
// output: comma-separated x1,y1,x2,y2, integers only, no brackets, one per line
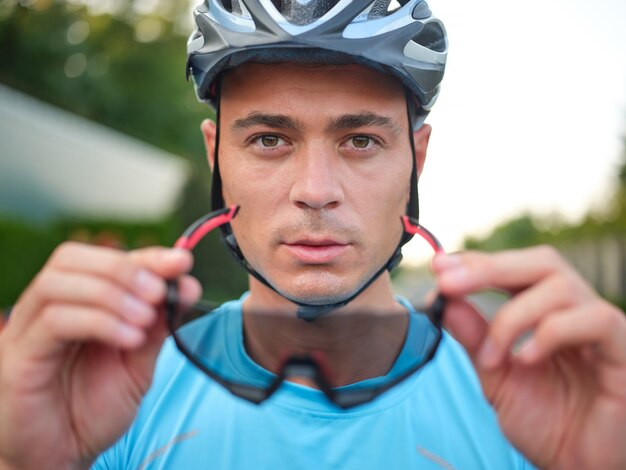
413,123,432,178
201,119,217,171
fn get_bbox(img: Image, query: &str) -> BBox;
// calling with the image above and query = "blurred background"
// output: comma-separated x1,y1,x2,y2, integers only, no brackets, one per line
0,0,625,328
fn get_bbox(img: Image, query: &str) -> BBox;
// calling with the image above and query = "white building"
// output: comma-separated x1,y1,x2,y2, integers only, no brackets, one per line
0,84,189,224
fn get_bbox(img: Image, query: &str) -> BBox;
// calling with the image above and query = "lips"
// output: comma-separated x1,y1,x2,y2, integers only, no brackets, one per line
282,239,350,264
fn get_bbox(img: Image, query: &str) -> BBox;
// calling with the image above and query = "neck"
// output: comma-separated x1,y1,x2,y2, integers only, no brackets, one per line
241,274,408,387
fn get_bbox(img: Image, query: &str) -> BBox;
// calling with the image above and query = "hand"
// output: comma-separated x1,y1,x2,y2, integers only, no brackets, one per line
0,242,201,470
433,246,626,470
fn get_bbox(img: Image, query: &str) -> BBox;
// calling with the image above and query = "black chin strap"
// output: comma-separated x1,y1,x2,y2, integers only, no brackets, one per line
222,232,404,321
210,80,419,321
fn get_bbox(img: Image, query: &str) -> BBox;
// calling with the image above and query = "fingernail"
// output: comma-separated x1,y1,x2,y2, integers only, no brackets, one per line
135,269,165,299
478,337,499,369
432,253,462,271
162,248,191,264
439,266,468,285
122,295,155,324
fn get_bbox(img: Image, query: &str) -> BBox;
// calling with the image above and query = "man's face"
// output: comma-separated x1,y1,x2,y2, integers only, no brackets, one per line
208,62,427,306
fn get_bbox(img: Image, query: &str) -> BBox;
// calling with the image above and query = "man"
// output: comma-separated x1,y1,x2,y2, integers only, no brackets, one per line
1,1,625,469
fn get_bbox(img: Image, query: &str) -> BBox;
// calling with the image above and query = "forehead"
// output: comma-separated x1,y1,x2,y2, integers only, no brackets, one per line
220,62,407,119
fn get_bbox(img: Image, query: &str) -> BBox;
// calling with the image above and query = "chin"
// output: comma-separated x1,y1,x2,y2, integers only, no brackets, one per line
273,271,362,305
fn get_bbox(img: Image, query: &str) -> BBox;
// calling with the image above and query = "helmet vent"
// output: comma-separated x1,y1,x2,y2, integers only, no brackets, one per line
219,0,243,14
412,21,445,52
369,0,409,18
270,0,340,26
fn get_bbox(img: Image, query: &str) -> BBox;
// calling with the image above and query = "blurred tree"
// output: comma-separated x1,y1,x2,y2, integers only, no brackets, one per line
463,124,626,309
611,133,626,228
0,0,249,307
0,0,209,164
464,214,545,252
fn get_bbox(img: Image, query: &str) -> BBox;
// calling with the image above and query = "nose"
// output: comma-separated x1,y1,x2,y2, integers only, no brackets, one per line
289,145,345,210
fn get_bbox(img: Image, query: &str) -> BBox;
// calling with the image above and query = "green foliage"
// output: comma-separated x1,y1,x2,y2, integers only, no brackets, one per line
0,1,249,308
0,1,212,164
613,134,626,224
464,215,545,252
0,219,65,307
0,209,249,307
0,216,176,306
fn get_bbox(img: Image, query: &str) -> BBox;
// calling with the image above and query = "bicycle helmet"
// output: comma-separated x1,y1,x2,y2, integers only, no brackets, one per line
185,0,448,320
187,0,447,130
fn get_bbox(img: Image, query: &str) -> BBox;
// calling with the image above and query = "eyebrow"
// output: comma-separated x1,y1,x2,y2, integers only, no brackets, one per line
231,111,401,134
232,113,303,132
327,112,400,133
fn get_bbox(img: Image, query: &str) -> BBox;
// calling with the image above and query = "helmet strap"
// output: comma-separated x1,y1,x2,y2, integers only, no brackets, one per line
210,76,225,212
209,82,420,321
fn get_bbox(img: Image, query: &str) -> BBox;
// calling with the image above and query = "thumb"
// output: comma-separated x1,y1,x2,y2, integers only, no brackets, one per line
122,314,169,392
442,297,489,358
442,297,508,401
122,272,202,391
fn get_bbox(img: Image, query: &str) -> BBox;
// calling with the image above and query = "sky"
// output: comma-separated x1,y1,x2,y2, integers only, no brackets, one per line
402,0,626,263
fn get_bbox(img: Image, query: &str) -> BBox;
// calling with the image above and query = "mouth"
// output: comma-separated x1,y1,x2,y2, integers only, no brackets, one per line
282,239,351,264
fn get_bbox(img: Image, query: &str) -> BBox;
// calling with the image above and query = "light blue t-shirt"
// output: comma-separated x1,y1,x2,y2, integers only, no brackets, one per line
93,297,535,469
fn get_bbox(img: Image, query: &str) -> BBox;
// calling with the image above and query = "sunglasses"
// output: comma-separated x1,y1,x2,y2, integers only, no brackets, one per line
166,206,445,408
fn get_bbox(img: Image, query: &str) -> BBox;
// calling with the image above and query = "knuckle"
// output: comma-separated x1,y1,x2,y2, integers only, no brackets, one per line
538,316,563,342
50,241,82,263
461,250,483,267
533,245,563,266
456,251,490,280
38,304,62,331
551,272,582,300
488,308,510,336
29,269,55,298
91,281,124,309
593,301,623,333
128,246,163,264
104,254,136,285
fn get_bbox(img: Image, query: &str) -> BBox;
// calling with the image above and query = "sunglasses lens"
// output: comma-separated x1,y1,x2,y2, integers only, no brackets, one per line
168,295,442,406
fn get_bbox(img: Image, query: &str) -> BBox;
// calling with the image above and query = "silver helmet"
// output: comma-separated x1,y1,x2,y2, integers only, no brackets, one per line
186,0,448,129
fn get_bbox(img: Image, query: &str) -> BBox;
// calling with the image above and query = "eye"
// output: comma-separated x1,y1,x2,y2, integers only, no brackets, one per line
342,135,382,153
260,135,281,147
250,134,288,149
351,136,371,149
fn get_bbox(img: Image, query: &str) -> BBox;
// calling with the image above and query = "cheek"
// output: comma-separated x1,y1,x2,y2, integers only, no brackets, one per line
219,152,287,206
218,161,286,266
360,165,412,213
362,166,412,238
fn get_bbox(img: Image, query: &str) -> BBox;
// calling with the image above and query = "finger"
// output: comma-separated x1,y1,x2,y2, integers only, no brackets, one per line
433,247,572,296
442,297,489,357
177,275,203,306
27,305,147,355
483,272,594,367
11,270,157,335
122,313,170,390
11,245,192,331
441,296,507,400
50,242,169,304
516,301,626,366
124,275,202,385
128,247,193,280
